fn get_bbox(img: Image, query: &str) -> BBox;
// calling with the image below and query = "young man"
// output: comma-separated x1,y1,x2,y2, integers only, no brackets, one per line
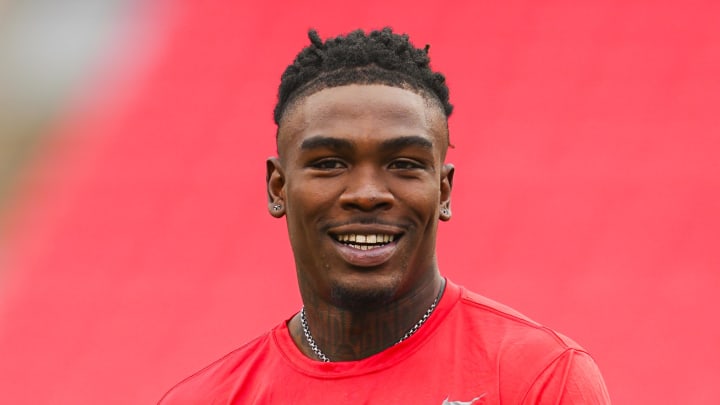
159,28,611,404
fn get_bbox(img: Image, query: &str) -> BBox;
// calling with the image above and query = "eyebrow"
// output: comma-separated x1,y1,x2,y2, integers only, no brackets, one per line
380,135,433,151
300,136,354,151
300,135,433,152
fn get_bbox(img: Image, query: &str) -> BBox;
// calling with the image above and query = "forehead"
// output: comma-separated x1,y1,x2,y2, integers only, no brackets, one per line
277,85,448,156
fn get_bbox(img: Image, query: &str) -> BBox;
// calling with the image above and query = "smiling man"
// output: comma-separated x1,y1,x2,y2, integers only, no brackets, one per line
159,28,611,404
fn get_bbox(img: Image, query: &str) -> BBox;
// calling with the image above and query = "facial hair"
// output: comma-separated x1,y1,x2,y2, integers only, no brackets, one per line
329,283,396,312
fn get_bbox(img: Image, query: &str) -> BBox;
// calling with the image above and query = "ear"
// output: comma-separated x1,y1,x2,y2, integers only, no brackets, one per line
439,163,454,221
266,157,286,218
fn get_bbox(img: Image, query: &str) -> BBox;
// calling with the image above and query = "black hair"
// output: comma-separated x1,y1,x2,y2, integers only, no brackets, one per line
273,27,453,125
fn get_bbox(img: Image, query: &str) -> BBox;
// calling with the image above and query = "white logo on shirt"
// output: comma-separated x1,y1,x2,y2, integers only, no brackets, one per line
441,394,485,405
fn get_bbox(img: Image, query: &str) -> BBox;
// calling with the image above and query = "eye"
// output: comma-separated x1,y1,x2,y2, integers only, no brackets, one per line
388,159,424,170
310,159,346,170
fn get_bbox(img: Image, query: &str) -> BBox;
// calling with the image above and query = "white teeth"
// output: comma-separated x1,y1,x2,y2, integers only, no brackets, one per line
335,233,397,248
348,244,379,250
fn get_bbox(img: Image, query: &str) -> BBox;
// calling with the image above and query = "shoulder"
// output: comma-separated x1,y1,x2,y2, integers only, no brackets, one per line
524,348,612,404
451,284,610,403
456,286,584,351
157,329,275,404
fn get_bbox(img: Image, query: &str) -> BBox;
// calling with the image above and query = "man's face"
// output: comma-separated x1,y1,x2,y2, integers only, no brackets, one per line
268,84,453,309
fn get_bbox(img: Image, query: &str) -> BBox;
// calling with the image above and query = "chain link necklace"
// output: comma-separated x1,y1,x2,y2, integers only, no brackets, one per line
299,283,445,362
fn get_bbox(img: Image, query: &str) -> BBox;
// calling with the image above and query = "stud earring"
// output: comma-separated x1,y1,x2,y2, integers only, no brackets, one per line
441,208,449,216
272,204,282,211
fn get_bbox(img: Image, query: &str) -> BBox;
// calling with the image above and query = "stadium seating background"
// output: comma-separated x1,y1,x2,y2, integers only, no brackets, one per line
1,1,718,403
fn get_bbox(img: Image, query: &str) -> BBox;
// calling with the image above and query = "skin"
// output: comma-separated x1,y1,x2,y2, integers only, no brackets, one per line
267,84,454,361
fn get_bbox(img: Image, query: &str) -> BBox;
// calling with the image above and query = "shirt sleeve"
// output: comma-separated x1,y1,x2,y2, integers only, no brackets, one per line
522,348,612,405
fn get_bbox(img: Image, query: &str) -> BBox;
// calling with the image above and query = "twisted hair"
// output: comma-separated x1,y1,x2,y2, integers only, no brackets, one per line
274,28,453,125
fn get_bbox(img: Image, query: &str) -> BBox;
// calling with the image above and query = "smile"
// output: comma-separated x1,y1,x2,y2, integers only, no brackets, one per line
332,233,397,251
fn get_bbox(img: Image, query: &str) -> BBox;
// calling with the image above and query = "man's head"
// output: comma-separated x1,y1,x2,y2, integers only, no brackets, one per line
267,28,454,310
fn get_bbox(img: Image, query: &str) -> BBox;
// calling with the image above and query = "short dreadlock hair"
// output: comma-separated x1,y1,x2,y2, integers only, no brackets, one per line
273,27,453,126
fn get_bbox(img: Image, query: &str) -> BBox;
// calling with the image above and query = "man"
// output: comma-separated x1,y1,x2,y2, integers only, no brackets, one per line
159,28,611,404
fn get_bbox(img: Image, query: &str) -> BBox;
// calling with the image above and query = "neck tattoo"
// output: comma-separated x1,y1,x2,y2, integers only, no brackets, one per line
299,282,445,362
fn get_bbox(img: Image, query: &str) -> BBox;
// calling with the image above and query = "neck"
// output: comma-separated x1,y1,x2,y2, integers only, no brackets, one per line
289,275,445,362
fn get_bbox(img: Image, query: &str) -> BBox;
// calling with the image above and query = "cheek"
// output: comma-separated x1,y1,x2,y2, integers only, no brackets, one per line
392,181,442,213
285,180,337,220
288,181,328,201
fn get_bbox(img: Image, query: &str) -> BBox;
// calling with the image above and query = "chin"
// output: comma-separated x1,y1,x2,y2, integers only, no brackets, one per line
329,281,396,312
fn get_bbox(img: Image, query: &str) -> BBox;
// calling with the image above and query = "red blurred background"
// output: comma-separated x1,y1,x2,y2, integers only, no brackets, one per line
1,1,718,403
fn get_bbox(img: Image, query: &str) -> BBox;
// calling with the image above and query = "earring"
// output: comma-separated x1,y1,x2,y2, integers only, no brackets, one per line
272,204,282,211
441,208,449,216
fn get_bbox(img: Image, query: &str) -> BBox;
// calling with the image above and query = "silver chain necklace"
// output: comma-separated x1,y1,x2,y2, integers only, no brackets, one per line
299,285,444,362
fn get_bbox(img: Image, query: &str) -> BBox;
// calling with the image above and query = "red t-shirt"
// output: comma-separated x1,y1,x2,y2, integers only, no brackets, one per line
159,280,611,404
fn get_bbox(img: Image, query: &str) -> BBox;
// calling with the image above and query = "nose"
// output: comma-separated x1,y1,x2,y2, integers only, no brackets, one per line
339,165,393,212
